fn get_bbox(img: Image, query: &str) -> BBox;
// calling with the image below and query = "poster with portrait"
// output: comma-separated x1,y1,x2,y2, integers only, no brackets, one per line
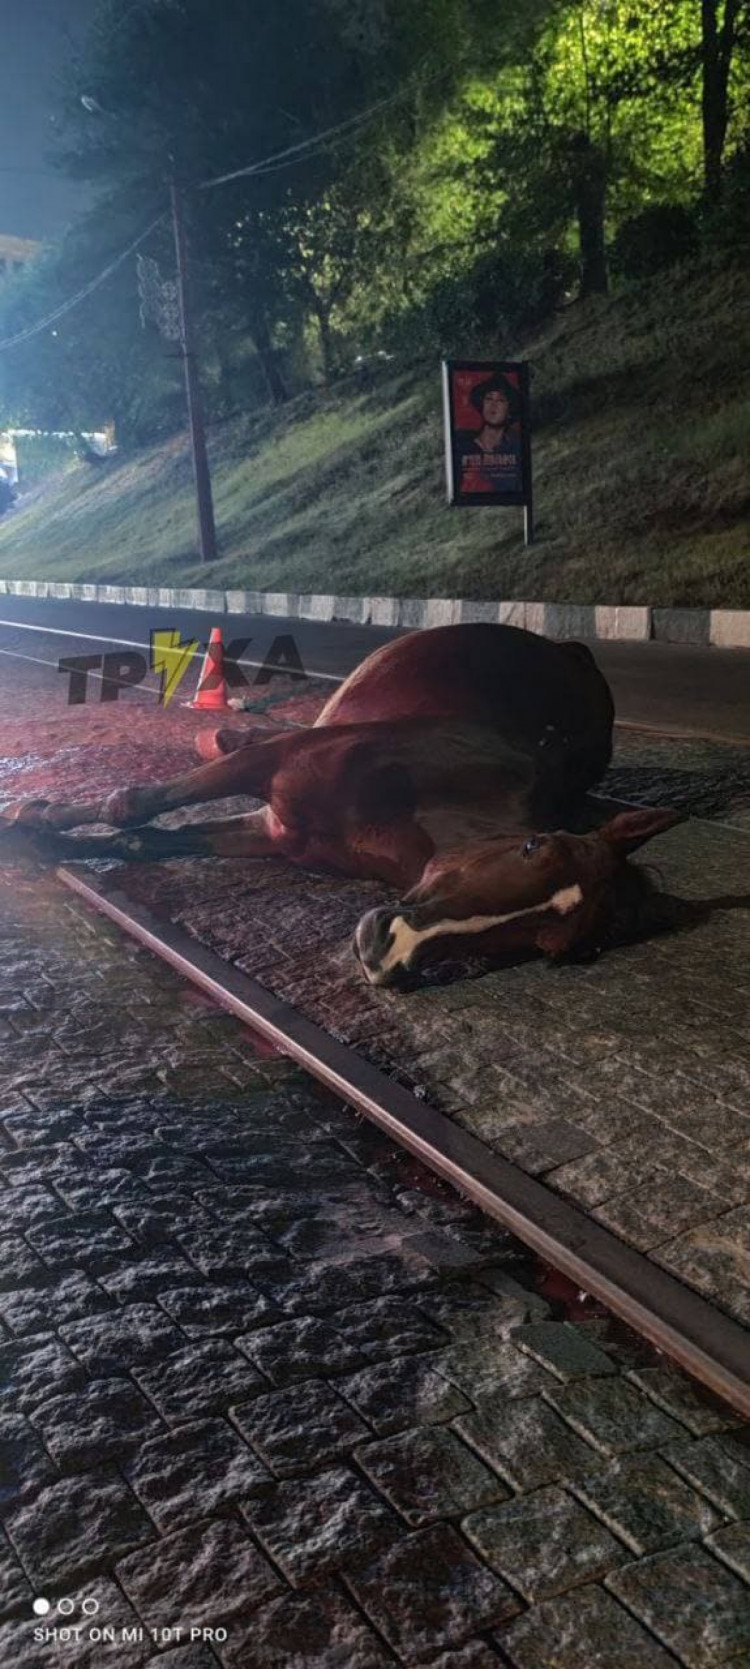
442,360,531,508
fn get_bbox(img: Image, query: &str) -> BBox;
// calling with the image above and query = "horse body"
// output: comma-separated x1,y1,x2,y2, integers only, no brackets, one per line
3,623,679,984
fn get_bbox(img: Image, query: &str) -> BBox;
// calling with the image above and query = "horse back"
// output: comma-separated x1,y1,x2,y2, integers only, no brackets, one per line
317,624,613,789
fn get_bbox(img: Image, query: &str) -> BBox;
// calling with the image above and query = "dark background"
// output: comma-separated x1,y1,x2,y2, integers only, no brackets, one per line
0,0,97,241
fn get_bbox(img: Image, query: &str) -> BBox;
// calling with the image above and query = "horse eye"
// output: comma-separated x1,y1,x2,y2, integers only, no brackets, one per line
522,836,541,858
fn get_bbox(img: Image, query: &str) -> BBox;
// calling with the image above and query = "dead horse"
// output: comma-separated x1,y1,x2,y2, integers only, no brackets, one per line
4,623,679,985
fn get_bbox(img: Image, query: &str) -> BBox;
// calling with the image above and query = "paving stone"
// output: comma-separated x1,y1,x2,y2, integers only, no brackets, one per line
0,1336,85,1413
50,1167,152,1213
124,1418,272,1530
426,1647,502,1668
544,1377,688,1455
270,1250,434,1315
628,1365,741,1435
272,1207,407,1264
206,1141,356,1187
464,1485,627,1600
595,1176,730,1250
117,1515,281,1630
707,1522,750,1583
232,1378,370,1476
498,1583,679,1669
607,1541,750,1667
574,1450,724,1554
26,1212,136,1269
99,1251,206,1302
455,1395,600,1491
235,1318,365,1384
0,1236,48,1289
547,1144,665,1208
347,1523,521,1659
134,1340,267,1423
0,1414,58,1514
333,1297,446,1361
440,1335,552,1402
339,1356,471,1435
4,1471,154,1585
511,1321,616,1381
357,1426,508,1526
401,1229,488,1272
0,1525,32,1618
2,1106,82,1144
114,1196,218,1244
60,1304,186,1374
0,1146,82,1189
0,1185,64,1229
30,1378,164,1467
157,1282,278,1336
244,1463,400,1586
469,1269,550,1321
0,1574,149,1668
0,1269,113,1336
217,1586,393,1667
665,1435,750,1518
574,1317,654,1372
175,1227,290,1280
489,1117,597,1174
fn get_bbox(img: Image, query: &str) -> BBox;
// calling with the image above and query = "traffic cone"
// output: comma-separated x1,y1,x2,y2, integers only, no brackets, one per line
190,626,233,712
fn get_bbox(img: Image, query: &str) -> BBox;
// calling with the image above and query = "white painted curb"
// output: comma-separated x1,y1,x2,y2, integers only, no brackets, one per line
1,578,749,646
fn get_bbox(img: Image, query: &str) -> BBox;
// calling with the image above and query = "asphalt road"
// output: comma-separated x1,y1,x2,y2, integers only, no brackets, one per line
1,593,749,742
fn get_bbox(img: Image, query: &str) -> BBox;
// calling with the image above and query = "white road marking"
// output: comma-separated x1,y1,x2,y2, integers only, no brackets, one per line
0,615,343,684
366,883,584,983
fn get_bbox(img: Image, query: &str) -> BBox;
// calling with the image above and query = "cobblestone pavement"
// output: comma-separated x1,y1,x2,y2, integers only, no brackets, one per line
2,640,750,1328
110,798,750,1329
1,868,750,1668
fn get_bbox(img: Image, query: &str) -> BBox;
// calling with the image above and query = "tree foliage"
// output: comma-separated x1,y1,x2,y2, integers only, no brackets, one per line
1,0,749,439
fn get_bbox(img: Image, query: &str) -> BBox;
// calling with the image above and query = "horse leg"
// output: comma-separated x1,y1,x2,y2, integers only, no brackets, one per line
2,808,280,863
1,731,303,833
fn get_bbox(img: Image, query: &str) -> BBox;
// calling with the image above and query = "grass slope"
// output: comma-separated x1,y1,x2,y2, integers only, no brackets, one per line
1,253,749,606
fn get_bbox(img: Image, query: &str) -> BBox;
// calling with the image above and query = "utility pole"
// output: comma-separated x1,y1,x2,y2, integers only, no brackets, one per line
170,180,218,563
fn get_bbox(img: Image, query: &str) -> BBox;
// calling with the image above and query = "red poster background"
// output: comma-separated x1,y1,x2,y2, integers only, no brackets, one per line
451,367,521,431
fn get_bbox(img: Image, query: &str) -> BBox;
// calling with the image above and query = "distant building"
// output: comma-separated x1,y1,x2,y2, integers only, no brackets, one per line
0,233,41,279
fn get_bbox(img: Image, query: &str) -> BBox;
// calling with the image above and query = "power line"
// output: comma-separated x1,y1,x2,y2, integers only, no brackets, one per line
0,67,442,354
0,213,166,353
197,68,441,191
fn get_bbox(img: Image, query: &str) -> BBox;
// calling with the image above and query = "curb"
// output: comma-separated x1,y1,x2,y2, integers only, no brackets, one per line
0,579,748,647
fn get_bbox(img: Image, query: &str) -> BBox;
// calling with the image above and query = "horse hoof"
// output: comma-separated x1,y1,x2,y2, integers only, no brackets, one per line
194,727,250,762
1,799,51,827
102,788,143,827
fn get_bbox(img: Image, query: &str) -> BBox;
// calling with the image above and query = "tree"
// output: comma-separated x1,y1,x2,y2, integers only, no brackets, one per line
52,0,471,400
701,0,744,196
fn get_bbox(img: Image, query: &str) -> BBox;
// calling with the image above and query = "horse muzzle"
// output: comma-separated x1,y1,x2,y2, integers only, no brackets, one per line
353,906,419,987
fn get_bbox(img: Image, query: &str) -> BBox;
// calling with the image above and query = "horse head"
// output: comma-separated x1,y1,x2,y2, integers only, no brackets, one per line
353,806,682,986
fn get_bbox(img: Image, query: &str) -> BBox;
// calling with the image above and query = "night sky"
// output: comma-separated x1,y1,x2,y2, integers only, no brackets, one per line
0,0,99,243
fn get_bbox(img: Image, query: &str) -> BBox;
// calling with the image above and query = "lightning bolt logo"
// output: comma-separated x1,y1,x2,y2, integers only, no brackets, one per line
150,629,200,706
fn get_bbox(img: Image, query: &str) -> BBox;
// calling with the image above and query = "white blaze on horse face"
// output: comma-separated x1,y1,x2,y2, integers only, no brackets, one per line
363,883,584,985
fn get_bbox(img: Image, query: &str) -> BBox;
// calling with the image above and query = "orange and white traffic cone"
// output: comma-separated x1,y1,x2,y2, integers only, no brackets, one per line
190,626,234,712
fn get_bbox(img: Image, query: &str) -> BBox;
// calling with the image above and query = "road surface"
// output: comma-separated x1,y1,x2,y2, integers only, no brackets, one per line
0,593,749,741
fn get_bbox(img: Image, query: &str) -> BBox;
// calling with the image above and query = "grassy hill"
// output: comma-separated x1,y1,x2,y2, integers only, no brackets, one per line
1,252,749,607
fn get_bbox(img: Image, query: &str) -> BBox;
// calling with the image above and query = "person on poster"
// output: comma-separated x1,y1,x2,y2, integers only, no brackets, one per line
455,372,523,496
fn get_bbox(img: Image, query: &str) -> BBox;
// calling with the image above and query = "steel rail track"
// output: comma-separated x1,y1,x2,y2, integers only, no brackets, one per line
59,863,750,1418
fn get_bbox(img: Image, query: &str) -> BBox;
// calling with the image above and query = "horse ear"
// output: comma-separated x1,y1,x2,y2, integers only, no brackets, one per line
600,806,683,856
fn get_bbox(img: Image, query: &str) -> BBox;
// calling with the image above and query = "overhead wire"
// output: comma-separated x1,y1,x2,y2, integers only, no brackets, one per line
0,213,166,353
196,67,440,191
0,63,440,354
